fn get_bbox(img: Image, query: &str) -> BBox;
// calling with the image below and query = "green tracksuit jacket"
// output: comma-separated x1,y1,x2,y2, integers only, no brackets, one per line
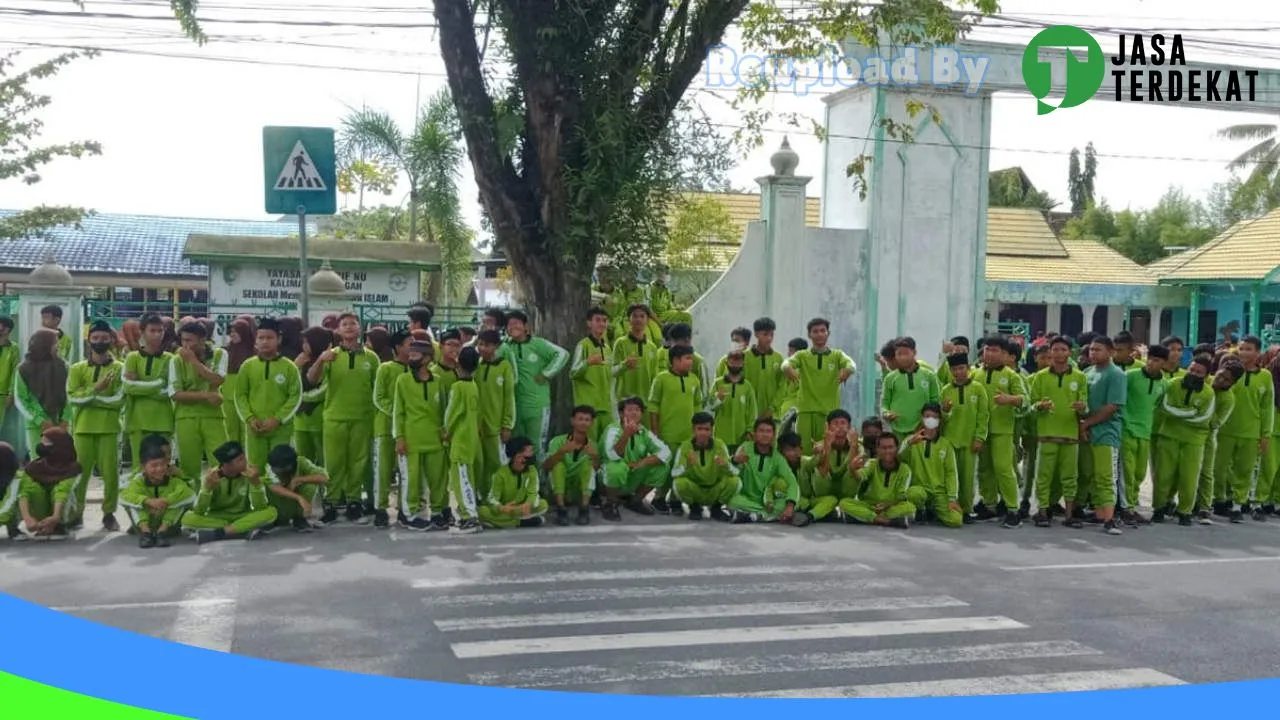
234,356,303,427
902,436,959,501
1124,367,1165,441
485,464,540,507
571,337,614,412
648,370,706,450
119,471,196,524
671,439,738,488
655,348,714,395
854,460,915,505
612,334,659,405
941,380,989,447
393,371,446,453
742,347,785,417
1221,368,1275,440
1158,381,1216,444
67,359,125,433
192,474,272,518
730,444,798,516
0,342,17,403
445,379,481,464
168,347,228,421
123,350,174,433
709,376,757,449
431,361,459,398
374,360,413,438
973,365,1026,436
505,335,569,409
881,364,942,436
781,347,855,415
475,357,517,438
1028,367,1088,440
321,347,380,423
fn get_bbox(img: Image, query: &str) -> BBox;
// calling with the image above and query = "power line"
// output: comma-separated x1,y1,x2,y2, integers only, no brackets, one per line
0,6,442,29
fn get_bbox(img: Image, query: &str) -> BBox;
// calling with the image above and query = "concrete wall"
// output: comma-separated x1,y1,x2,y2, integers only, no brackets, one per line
690,220,767,359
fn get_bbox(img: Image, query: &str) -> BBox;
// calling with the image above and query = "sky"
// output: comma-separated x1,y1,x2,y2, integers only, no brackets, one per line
4,0,1280,233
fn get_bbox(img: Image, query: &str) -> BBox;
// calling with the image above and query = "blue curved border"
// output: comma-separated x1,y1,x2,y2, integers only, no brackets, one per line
0,591,1265,717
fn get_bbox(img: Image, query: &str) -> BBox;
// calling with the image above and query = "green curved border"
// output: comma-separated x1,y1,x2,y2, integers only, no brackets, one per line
0,671,191,718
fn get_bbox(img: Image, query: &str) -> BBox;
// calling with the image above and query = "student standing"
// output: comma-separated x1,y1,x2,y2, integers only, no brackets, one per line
781,318,855,452
742,318,784,418
1213,335,1274,523
571,307,616,466
1203,361,1242,521
293,326,333,465
309,313,380,524
940,353,988,523
444,346,484,534
709,348,757,452
220,317,255,445
0,317,17,432
881,337,941,440
612,305,659,412
169,321,229,484
1080,336,1128,536
1152,356,1215,526
1121,345,1168,516
393,338,450,530
66,321,125,531
648,344,705,515
504,311,568,456
372,330,413,527
122,314,174,471
1027,337,1087,528
973,336,1026,527
13,328,71,455
474,330,517,500
234,318,302,479
40,305,73,362
654,323,713,392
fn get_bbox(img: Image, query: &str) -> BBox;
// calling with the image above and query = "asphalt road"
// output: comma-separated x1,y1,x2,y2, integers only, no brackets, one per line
5,483,1280,698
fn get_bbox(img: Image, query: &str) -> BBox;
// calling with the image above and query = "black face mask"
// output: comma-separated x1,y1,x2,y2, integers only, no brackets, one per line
863,436,879,453
409,359,426,371
1182,375,1206,392
90,341,113,355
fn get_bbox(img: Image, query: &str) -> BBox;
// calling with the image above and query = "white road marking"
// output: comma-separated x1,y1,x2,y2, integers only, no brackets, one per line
1004,555,1280,571
54,598,235,613
450,615,1027,659
716,668,1185,698
169,578,239,653
412,563,869,589
468,640,1104,688
423,577,917,606
88,533,125,551
436,596,968,632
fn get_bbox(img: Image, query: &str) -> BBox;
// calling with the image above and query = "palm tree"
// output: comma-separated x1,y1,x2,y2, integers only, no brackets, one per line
340,90,473,307
1217,122,1280,211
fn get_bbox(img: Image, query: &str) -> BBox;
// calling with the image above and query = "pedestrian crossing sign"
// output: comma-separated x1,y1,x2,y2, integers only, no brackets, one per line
263,126,337,215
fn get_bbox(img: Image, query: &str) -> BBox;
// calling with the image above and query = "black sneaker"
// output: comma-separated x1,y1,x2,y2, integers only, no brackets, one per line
1197,510,1214,525
1266,504,1278,516
575,506,591,525
626,499,656,516
730,510,755,524
994,500,1008,517
1103,519,1123,535
589,493,602,509
1213,501,1231,517
1051,502,1067,517
155,533,171,548
103,513,120,533
709,504,731,522
1121,511,1142,528
687,504,704,520
667,498,685,517
555,506,570,526
246,528,267,541
650,497,671,514
791,511,812,527
1001,512,1021,529
139,532,156,549
1230,509,1244,524
442,507,455,525
353,504,373,525
602,503,622,522
373,510,390,528
428,513,450,531
292,516,313,533
1178,513,1193,526
889,516,909,529
1018,500,1031,520
973,502,996,521
1064,516,1084,529
194,529,220,545
1151,510,1166,523
1253,508,1268,522
453,518,482,534
320,504,339,525
962,512,976,525
1032,511,1050,527
519,516,546,528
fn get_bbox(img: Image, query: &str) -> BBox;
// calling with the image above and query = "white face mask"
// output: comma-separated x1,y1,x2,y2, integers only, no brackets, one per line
922,417,941,430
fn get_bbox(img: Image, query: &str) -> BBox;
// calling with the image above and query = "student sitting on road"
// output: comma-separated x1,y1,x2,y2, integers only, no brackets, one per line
726,417,800,524
182,441,278,544
543,405,601,526
670,412,738,521
0,442,20,540
15,427,81,540
265,444,327,533
119,442,196,548
479,436,549,529
841,433,916,528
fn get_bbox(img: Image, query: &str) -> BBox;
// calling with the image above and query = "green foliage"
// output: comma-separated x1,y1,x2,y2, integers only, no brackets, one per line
1066,142,1097,216
988,168,1058,212
336,158,397,207
664,195,739,304
1063,187,1219,266
319,206,411,242
0,51,102,240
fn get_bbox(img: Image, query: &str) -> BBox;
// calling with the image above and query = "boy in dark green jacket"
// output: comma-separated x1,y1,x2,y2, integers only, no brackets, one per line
727,417,800,524
841,433,915,528
479,437,548,528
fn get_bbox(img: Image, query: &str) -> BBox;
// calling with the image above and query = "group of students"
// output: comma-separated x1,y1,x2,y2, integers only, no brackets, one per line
0,298,1275,545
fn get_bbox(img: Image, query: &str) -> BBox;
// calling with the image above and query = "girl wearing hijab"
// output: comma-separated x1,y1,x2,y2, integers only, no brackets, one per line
221,316,256,445
13,328,71,453
118,319,142,356
278,317,305,360
160,316,180,354
365,326,393,363
0,442,21,540
15,427,82,539
294,326,333,465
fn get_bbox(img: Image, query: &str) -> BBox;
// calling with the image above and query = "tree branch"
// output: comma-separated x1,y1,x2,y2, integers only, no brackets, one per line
607,0,669,100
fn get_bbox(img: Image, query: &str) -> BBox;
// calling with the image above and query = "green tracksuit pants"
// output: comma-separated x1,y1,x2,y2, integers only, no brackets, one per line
122,505,187,532
479,434,504,501
294,428,323,465
727,492,790,521
400,450,447,518
796,412,826,453
1034,441,1078,511
181,507,278,534
243,424,293,473
1258,434,1280,507
176,418,227,483
551,461,593,505
978,433,1018,509
22,485,71,527
128,431,171,473
797,494,838,521
221,374,242,445
673,476,737,506
602,460,666,495
1020,435,1037,506
270,483,319,524
1121,433,1149,510
1198,433,1219,511
1154,437,1204,515
837,497,916,524
1078,443,1121,509
1215,435,1261,506
514,405,552,457
73,432,121,518
448,459,480,522
372,435,397,511
323,419,372,506
0,477,20,527
906,486,962,527
478,497,549,528
955,444,978,511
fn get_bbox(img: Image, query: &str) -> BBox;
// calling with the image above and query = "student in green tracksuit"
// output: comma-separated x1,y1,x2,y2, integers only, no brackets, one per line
1027,336,1087,528
444,346,484,534
0,317,17,433
1080,337,1128,535
479,436,549,528
394,338,450,530
808,410,860,509
122,315,174,471
15,427,81,539
265,444,326,532
1015,344,1047,519
973,336,1026,526
66,321,125,531
881,337,941,439
308,313,379,524
841,433,915,528
709,348,757,453
183,441,277,544
13,328,72,456
40,305,73,362
940,354,988,523
781,318,855,452
474,330,517,501
726,417,799,524
1213,336,1274,522
571,307,616,449
901,403,962,528
776,338,807,429
220,317,256,446
544,405,601,526
504,311,569,454
0,443,18,538
169,321,229,485
372,330,413,528
653,324,714,393
119,443,196,548
648,345,705,514
601,396,671,521
1153,356,1215,526
1121,345,1168,514
671,412,739,520
612,305,659,415
293,326,332,465
778,432,827,524
713,327,751,378
234,318,302,477
741,317,785,418
1201,361,1242,521
1259,352,1280,515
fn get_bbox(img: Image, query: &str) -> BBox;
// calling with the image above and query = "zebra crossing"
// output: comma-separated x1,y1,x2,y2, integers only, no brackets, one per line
419,524,1186,698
